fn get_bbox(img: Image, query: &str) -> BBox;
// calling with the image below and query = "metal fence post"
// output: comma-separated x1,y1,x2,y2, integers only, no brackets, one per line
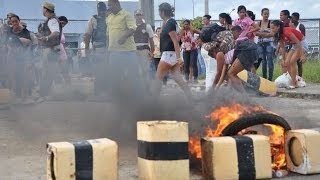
318,19,320,59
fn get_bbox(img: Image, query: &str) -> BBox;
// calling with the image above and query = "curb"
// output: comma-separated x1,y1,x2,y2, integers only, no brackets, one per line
277,91,320,100
167,83,320,100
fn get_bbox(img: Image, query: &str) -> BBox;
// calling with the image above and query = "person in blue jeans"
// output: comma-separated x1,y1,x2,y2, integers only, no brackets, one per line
255,8,275,81
180,20,199,83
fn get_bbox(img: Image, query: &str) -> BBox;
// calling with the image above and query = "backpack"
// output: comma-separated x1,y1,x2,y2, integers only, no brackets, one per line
200,23,226,43
92,15,107,47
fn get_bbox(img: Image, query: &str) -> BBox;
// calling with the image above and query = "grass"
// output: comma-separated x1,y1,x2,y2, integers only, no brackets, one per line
257,59,320,83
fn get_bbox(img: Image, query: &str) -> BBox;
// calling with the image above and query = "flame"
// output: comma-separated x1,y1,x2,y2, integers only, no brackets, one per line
189,102,286,170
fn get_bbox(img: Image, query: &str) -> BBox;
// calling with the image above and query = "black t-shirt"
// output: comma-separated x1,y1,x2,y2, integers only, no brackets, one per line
7,28,31,47
160,18,177,52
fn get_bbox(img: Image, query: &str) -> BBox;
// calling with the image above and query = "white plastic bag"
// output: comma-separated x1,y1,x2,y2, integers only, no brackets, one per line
275,72,307,88
275,73,291,88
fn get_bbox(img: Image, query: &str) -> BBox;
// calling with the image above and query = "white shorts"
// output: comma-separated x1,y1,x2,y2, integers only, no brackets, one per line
224,49,234,64
160,51,177,66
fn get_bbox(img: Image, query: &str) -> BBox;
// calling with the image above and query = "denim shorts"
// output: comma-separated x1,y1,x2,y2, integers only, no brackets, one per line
291,39,308,52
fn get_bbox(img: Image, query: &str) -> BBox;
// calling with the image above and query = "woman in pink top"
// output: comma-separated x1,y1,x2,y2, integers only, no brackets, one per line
180,19,200,83
271,20,308,89
232,5,259,41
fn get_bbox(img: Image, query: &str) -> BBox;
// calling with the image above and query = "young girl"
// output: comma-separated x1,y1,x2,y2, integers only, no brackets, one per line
180,19,199,82
219,13,232,30
152,3,192,98
255,8,275,81
270,20,308,89
232,5,259,41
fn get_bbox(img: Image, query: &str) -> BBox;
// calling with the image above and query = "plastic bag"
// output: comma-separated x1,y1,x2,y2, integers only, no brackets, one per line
275,73,291,88
275,72,307,88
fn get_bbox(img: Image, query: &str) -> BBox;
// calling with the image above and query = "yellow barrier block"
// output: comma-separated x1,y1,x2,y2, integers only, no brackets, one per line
285,129,320,174
0,89,11,104
47,138,118,180
201,135,272,180
137,121,189,180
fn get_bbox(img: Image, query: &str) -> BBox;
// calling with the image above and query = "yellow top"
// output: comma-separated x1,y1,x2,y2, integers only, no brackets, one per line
107,9,137,51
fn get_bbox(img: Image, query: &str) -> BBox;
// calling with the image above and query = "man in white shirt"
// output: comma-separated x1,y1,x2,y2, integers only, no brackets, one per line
133,9,155,79
37,2,62,98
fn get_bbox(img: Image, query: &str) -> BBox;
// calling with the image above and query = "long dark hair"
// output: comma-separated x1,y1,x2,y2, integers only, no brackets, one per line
237,5,246,13
219,13,232,25
183,19,191,25
159,3,174,18
246,10,255,21
272,20,284,43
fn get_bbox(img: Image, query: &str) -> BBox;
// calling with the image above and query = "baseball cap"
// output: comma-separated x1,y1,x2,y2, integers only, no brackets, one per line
43,2,55,12
134,9,143,16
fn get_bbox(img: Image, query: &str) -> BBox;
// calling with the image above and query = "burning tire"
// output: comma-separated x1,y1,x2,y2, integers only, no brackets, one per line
221,113,291,136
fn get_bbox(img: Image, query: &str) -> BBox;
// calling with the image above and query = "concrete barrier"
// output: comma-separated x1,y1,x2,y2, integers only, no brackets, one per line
285,129,320,174
47,138,118,180
201,135,272,180
137,121,189,180
0,89,11,104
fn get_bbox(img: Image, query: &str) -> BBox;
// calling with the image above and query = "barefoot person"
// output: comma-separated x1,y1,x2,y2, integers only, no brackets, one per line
152,2,192,98
270,20,308,89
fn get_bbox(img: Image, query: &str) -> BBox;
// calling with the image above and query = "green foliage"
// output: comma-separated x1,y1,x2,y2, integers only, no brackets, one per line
179,16,203,30
191,16,203,30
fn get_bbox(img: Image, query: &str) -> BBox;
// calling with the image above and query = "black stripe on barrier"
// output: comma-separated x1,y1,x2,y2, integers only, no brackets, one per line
233,136,256,180
73,141,93,180
138,140,189,160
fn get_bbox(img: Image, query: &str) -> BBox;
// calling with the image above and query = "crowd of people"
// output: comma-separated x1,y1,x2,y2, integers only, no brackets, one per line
0,1,309,104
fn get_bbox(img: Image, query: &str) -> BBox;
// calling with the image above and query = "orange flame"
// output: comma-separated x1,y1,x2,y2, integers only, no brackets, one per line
189,102,286,170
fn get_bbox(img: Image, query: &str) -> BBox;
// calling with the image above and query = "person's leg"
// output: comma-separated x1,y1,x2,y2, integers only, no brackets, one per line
151,61,171,96
183,51,191,81
297,60,303,77
190,49,198,81
170,64,192,98
227,58,245,92
213,52,225,86
288,50,300,87
266,43,275,81
261,44,268,79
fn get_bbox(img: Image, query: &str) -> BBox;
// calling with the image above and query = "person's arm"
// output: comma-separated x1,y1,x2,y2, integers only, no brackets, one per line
279,40,286,62
84,18,94,50
19,38,31,46
118,12,136,45
169,31,181,61
248,22,260,33
38,19,59,42
299,24,306,36
146,24,155,54
216,64,227,88
255,31,275,38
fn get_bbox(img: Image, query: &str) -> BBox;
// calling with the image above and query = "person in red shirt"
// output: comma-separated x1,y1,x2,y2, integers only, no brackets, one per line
271,20,308,89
